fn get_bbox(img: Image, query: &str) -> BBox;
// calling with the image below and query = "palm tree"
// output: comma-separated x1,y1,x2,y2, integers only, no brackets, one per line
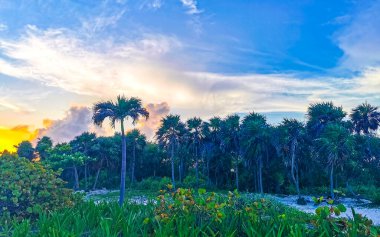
15,141,35,161
35,136,53,161
70,132,96,190
315,124,352,199
207,117,222,185
92,95,149,206
307,102,346,137
279,119,304,198
220,114,241,190
156,114,186,189
186,117,204,187
127,129,146,184
350,102,380,135
241,112,269,194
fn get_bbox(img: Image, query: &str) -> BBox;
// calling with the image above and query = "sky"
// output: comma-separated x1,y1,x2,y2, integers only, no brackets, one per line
1,0,380,151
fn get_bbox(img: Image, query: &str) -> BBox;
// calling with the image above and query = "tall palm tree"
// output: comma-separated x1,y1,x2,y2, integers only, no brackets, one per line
92,95,149,206
156,114,186,189
306,102,346,137
186,117,204,187
279,119,304,198
220,114,241,190
241,112,269,194
350,102,380,135
315,124,352,199
207,117,222,185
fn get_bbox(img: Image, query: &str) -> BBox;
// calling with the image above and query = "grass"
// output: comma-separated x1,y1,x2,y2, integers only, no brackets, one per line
1,188,379,236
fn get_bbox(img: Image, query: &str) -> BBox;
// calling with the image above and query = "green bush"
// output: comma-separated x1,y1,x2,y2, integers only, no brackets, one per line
136,177,171,191
0,156,75,218
182,174,206,188
158,177,171,190
137,177,161,190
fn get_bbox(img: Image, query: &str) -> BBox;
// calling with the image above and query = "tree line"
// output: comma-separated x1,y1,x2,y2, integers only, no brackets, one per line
5,96,380,205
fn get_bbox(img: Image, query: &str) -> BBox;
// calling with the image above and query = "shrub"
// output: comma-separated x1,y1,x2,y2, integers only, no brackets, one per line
182,174,206,188
137,177,160,190
137,177,172,191
0,156,75,218
158,177,171,190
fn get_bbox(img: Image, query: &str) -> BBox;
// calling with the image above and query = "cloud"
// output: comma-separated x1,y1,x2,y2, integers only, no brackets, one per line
35,106,110,143
0,97,35,113
0,23,7,31
136,102,170,139
0,26,186,101
0,93,35,114
81,9,126,35
180,0,202,15
139,0,163,10
352,67,380,95
335,1,380,69
114,34,182,59
34,102,170,144
0,24,379,126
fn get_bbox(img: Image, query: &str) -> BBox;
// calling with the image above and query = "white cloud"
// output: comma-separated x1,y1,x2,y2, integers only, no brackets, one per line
139,0,163,10
180,0,202,15
114,34,182,59
335,1,380,69
81,9,126,35
352,67,380,95
0,97,33,113
0,23,7,31
0,25,379,125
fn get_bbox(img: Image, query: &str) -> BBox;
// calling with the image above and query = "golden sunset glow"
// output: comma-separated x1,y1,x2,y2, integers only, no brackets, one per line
0,126,38,152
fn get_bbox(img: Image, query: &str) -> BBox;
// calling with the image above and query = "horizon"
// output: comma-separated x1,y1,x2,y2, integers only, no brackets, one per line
1,0,380,151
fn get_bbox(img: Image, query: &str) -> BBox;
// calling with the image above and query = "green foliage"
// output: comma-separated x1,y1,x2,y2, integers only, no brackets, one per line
182,174,206,188
313,198,376,236
0,156,76,219
2,189,378,236
35,136,53,160
137,177,171,191
15,140,35,161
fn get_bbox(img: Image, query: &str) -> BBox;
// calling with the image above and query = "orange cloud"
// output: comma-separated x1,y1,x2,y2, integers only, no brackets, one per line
0,125,38,152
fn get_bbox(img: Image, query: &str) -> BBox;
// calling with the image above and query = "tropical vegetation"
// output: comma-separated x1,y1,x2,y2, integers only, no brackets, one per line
2,97,380,236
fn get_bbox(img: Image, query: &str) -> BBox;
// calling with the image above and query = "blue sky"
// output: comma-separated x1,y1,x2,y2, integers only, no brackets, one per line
0,0,380,146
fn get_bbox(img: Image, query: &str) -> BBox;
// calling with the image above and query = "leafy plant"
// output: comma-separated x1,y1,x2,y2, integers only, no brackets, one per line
0,156,75,219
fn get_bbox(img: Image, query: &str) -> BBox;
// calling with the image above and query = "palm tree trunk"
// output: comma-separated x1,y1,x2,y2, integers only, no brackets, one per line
195,145,199,187
178,164,181,182
93,158,104,190
253,166,257,192
171,141,176,189
131,140,136,184
290,140,300,197
259,155,263,194
119,120,127,206
330,161,334,199
73,165,79,190
84,162,88,190
207,156,210,186
235,156,239,190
